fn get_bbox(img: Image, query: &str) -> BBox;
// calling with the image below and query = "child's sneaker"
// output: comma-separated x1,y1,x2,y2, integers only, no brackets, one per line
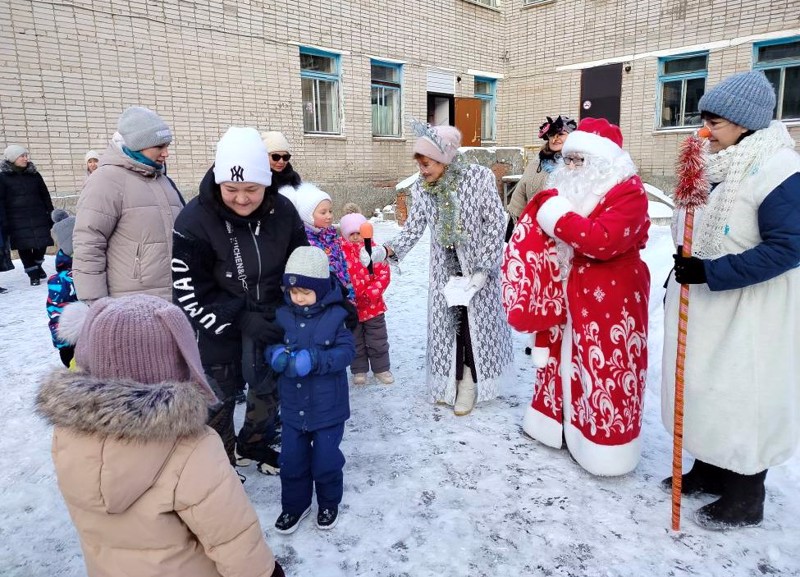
275,506,311,534
316,506,339,530
352,373,367,385
374,371,394,385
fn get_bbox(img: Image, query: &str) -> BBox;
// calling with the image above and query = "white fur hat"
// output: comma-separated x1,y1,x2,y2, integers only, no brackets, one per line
292,182,331,227
213,127,272,187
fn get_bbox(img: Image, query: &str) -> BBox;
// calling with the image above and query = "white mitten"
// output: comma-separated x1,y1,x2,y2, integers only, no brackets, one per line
467,270,488,292
359,244,387,267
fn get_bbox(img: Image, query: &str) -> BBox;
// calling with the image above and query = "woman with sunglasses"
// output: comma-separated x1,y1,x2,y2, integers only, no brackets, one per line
261,131,302,193
505,115,576,240
662,71,800,530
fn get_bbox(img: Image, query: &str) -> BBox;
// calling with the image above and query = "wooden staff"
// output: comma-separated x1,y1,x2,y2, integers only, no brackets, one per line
670,127,710,530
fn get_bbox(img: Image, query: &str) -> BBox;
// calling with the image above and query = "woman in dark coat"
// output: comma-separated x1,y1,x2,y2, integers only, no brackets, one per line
0,145,54,285
261,131,302,194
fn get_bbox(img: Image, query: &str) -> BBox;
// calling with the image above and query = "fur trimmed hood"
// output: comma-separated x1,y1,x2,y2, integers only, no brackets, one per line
0,160,38,175
36,368,208,442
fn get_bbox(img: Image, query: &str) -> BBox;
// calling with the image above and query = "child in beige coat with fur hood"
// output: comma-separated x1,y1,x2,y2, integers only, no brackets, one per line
36,294,285,577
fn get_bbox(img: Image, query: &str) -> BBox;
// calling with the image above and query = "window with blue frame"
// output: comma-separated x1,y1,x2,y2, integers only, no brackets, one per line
299,47,341,134
754,37,800,121
474,77,497,142
371,60,402,137
658,53,707,128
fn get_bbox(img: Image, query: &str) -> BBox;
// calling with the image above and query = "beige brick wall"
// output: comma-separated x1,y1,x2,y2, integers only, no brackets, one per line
1,0,797,211
500,0,800,191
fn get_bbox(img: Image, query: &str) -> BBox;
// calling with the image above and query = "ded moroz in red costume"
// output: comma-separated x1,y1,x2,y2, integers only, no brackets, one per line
502,118,651,476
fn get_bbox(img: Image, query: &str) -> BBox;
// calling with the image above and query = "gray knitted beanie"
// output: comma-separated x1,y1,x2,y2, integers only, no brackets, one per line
698,71,776,131
117,106,173,151
283,246,331,299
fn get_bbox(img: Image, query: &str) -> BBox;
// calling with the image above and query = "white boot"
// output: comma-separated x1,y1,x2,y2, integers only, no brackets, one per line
453,370,476,416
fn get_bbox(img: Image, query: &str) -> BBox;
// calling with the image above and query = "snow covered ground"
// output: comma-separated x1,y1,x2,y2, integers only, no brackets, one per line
1,221,798,577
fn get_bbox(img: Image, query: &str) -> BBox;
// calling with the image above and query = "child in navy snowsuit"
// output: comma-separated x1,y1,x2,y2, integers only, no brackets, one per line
267,246,355,534
46,209,77,367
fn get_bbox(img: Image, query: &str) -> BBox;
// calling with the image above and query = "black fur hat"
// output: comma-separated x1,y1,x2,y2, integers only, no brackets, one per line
538,115,577,140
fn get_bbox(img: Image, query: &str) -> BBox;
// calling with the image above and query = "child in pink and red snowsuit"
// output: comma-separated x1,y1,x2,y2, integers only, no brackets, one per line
339,213,393,385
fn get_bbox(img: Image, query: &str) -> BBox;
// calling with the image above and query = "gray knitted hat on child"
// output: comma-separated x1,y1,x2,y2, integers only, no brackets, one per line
117,106,173,151
283,246,332,300
698,71,776,131
51,209,76,256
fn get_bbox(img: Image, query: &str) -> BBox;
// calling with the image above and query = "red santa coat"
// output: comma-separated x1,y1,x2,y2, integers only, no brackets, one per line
502,176,650,476
342,240,391,322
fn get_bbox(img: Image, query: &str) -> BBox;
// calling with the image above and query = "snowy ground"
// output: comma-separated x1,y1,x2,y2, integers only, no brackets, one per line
1,221,798,577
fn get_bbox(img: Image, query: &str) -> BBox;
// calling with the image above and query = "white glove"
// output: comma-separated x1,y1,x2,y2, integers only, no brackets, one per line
359,244,388,267
467,271,488,292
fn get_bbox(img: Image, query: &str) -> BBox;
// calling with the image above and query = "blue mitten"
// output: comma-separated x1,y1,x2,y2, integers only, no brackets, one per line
292,348,318,377
269,347,291,373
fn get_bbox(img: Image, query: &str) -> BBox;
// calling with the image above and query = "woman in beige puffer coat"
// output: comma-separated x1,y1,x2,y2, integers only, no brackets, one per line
73,106,184,302
35,295,284,577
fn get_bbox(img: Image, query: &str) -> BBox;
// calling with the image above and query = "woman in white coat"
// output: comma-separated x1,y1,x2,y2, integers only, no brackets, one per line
361,123,513,415
662,70,800,530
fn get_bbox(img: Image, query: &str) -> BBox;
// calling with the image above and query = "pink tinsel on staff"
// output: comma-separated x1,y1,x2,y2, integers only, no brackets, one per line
674,132,710,208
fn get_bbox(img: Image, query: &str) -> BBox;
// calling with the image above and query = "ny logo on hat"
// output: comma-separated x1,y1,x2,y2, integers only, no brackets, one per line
230,166,245,181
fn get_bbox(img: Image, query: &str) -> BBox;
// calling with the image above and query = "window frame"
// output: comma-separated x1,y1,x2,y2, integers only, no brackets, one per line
299,46,342,135
656,52,708,130
474,76,497,143
752,36,800,121
370,59,403,138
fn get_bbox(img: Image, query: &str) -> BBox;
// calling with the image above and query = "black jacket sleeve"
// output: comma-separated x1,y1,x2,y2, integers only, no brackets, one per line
172,229,246,337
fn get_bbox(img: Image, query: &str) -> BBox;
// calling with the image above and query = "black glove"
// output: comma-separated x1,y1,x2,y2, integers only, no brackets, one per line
673,246,707,285
237,311,284,345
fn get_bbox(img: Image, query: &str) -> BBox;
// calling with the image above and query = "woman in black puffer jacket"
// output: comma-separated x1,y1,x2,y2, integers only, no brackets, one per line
172,127,309,476
0,145,54,285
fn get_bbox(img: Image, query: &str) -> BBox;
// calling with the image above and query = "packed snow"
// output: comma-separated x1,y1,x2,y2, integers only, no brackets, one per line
1,221,798,577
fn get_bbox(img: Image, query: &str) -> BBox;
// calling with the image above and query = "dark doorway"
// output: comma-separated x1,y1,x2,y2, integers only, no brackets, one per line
580,63,622,125
427,93,455,126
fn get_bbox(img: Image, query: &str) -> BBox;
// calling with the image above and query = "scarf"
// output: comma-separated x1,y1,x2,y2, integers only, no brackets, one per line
304,225,355,303
694,121,796,258
420,154,467,249
122,146,163,171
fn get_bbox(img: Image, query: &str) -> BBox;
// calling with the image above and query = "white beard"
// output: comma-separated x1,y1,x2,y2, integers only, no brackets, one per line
547,153,637,217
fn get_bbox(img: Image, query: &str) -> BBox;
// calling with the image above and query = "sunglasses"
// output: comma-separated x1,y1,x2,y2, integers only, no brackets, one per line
563,154,585,167
271,153,291,162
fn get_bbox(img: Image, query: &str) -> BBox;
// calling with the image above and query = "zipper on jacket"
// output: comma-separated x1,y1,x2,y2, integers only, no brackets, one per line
133,244,142,281
249,221,262,301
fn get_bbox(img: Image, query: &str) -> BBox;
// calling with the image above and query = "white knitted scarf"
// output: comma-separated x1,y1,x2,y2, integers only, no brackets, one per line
694,121,796,258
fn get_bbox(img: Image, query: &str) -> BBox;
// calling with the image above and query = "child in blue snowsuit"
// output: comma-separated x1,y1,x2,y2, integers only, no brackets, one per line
46,209,77,367
267,245,355,534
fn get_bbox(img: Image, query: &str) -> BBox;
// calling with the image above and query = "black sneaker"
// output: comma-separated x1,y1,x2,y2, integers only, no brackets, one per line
29,276,41,286
274,506,311,534
37,267,47,279
316,506,339,530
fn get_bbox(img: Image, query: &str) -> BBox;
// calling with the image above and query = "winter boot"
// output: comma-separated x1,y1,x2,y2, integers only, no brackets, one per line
316,506,339,530
454,370,476,416
660,459,725,496
37,266,47,279
274,506,312,534
352,373,367,385
694,469,767,530
0,286,7,294
374,371,394,385
236,442,280,475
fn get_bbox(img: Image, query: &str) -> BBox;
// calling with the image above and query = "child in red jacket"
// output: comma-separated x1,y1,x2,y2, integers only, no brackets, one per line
339,213,393,385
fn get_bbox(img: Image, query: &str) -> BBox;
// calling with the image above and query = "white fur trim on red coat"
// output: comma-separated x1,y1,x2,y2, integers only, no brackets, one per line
562,131,624,163
536,196,574,238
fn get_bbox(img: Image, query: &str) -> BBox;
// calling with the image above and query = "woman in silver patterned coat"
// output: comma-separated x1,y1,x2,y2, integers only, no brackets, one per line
361,124,513,415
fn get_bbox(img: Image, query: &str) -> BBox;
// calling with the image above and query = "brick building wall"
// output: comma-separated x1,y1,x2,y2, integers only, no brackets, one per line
501,0,799,190
1,0,798,212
